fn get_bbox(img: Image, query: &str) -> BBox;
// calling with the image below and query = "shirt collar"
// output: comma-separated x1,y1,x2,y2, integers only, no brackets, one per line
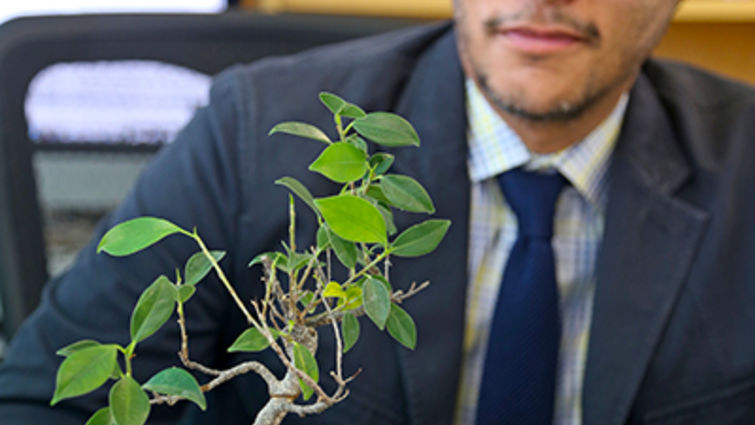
466,78,628,213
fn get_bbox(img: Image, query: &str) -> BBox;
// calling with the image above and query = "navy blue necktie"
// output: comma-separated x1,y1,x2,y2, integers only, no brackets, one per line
475,168,567,425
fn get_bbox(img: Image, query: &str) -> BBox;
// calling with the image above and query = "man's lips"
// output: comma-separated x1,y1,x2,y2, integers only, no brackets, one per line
495,25,590,54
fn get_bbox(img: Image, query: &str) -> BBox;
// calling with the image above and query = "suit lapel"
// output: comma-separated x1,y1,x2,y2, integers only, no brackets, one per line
389,28,470,425
583,73,709,425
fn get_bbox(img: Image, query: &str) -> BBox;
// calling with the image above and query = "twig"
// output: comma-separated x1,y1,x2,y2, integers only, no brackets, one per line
200,360,278,392
320,286,344,381
149,360,278,407
384,255,391,280
305,281,430,328
392,280,431,303
176,301,221,376
192,231,258,326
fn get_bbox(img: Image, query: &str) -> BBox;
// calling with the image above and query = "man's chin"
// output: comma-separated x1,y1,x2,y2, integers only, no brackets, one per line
479,80,589,123
496,101,589,123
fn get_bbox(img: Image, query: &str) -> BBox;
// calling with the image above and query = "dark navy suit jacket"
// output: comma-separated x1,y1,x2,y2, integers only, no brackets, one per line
1,23,754,425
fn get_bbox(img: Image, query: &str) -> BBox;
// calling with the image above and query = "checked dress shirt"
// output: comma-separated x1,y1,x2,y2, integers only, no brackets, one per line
455,79,628,425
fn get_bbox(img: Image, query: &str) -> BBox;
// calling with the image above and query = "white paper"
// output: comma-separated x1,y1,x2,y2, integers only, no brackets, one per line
0,0,226,24
25,60,212,146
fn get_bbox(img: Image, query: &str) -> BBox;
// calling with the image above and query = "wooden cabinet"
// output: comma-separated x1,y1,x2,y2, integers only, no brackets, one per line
243,0,755,84
657,1,755,84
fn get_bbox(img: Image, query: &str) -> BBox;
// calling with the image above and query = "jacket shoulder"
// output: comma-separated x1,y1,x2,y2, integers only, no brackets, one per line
643,59,755,108
642,59,755,167
211,22,453,112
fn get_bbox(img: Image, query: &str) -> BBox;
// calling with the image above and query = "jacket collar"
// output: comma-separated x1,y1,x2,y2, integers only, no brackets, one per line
582,70,709,425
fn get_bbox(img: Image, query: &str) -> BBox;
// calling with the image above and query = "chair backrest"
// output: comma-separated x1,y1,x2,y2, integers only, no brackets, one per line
0,12,417,342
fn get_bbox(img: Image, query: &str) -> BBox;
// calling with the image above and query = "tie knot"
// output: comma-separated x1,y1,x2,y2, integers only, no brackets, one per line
497,168,567,239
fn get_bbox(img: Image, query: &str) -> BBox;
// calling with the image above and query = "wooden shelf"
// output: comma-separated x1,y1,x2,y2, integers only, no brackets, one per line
254,0,451,19
252,0,755,22
675,0,755,22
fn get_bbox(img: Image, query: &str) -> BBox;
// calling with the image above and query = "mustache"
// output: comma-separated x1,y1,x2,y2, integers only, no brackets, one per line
484,8,601,44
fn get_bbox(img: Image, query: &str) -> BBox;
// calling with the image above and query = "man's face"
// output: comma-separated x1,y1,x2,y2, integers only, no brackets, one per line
454,0,680,122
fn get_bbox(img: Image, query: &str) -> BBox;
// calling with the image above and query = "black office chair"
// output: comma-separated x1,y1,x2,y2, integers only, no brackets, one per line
0,12,418,345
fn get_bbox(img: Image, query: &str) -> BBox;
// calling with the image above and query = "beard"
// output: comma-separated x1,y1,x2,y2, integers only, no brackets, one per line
475,69,618,123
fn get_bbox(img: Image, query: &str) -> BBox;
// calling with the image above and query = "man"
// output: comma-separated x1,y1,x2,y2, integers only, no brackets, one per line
1,0,754,424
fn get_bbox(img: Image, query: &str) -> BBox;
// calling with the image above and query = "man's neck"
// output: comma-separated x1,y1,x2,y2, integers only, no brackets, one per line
488,83,632,154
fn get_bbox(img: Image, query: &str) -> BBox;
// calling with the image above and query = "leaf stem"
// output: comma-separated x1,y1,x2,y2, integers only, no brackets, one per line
121,343,135,377
289,195,296,253
342,251,388,288
343,120,355,135
335,114,345,142
191,230,257,326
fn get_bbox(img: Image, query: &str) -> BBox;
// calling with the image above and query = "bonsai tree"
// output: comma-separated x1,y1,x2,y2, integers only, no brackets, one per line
50,92,451,425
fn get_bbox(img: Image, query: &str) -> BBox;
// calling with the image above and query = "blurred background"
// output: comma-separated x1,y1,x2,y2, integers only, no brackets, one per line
0,0,753,358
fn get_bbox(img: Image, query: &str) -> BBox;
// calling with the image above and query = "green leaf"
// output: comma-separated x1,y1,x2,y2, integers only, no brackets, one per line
370,274,393,292
390,219,451,257
110,362,124,381
380,174,435,213
369,153,394,175
110,376,150,425
85,407,114,425
326,226,357,269
377,204,398,236
341,104,367,119
56,339,101,357
308,142,368,183
341,313,360,353
51,345,118,405
228,328,280,353
353,112,420,147
183,250,226,286
176,285,196,304
318,92,366,118
315,195,387,244
318,92,347,114
298,291,316,313
365,184,392,206
292,342,319,401
97,217,183,256
275,177,319,217
268,121,331,145
343,285,363,310
282,252,314,273
130,276,177,344
142,367,206,411
363,277,391,330
345,134,368,154
323,282,346,298
316,224,330,250
248,251,285,269
386,304,417,350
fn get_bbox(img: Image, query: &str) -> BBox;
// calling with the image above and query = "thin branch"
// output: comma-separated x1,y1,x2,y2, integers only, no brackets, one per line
321,287,344,381
193,231,257,326
261,255,279,319
176,301,222,376
384,254,391,280
149,360,279,407
392,280,431,303
340,252,388,288
286,271,297,317
296,251,320,291
201,360,278,392
269,300,288,326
